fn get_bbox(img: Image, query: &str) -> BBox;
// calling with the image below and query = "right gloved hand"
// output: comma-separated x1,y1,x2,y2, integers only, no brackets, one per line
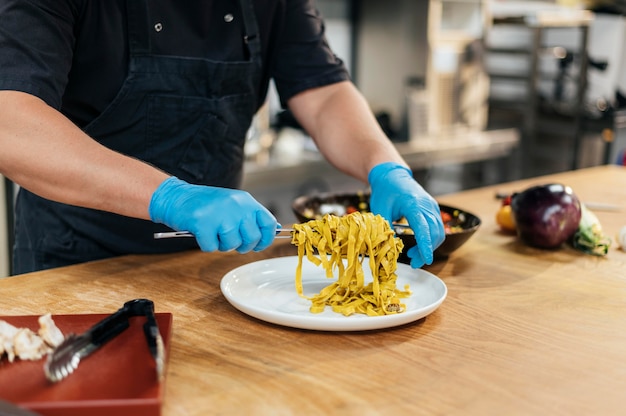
368,162,445,268
149,177,278,253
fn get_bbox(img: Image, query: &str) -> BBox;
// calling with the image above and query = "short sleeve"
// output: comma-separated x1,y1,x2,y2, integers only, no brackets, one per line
0,0,77,109
271,0,350,104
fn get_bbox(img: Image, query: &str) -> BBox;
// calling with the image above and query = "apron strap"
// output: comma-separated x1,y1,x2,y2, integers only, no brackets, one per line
238,0,262,64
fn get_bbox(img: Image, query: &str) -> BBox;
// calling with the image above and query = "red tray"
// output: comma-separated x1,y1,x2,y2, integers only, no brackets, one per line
0,313,173,416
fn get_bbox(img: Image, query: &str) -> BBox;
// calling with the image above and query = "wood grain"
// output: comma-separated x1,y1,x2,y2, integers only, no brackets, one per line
1,165,625,416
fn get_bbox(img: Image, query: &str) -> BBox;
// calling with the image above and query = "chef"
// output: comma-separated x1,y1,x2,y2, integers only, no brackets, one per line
0,0,445,274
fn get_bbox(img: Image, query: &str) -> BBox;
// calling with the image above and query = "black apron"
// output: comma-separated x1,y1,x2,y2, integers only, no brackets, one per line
13,0,262,274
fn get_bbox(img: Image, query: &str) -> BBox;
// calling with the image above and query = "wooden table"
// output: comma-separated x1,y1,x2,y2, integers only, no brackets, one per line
2,165,625,415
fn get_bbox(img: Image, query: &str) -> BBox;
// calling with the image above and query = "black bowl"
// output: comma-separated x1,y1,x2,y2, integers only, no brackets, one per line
291,192,481,262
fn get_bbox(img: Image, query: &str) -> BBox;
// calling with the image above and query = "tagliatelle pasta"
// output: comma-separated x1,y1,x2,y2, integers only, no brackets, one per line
291,212,410,316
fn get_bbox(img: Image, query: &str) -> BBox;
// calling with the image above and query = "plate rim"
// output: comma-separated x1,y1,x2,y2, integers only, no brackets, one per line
220,256,447,331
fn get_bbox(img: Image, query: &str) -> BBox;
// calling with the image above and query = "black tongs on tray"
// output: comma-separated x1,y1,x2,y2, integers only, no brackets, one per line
44,298,165,383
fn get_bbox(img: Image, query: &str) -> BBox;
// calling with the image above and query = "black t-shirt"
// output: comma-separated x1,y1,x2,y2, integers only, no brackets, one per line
0,0,349,128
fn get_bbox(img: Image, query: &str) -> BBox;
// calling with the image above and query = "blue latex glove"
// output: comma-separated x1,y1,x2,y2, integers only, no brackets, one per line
149,177,278,253
368,162,445,268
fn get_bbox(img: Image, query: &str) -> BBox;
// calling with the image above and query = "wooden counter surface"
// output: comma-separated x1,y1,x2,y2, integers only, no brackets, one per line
1,165,625,415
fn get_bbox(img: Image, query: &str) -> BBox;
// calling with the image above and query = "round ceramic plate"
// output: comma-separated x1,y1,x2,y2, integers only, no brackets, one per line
220,256,447,331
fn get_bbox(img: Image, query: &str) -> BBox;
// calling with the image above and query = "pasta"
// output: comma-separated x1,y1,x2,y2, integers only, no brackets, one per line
291,212,410,316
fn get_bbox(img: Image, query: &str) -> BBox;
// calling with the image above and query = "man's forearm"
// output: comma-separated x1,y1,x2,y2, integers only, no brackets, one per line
287,81,408,183
0,91,168,220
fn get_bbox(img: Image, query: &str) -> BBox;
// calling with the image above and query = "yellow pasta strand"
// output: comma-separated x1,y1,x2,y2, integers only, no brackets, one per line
291,212,410,316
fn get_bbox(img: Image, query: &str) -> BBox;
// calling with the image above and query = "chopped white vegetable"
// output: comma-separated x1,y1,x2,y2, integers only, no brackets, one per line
572,204,611,256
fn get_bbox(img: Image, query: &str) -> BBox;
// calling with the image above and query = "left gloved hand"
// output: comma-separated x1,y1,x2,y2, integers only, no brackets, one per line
149,177,277,254
368,162,445,268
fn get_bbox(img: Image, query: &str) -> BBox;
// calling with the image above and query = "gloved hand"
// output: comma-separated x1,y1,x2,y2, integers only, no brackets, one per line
368,162,445,268
149,177,278,253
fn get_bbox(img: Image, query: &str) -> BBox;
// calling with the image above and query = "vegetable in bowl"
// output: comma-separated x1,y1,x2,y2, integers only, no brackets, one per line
292,192,481,262
394,205,481,260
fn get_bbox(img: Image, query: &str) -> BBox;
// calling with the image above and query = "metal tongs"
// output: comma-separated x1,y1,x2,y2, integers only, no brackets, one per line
44,298,165,383
153,223,412,240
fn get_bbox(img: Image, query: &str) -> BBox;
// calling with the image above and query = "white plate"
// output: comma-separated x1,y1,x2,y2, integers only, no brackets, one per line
220,256,447,331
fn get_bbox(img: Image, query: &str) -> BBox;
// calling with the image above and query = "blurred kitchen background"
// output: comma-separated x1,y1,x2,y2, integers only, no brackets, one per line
2,0,626,276
241,0,626,223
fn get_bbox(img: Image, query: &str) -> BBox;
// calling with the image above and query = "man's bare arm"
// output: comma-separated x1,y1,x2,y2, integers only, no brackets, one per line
287,81,408,183
0,91,169,220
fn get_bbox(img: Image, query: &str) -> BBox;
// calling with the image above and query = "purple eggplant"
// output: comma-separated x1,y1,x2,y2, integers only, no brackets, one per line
510,183,582,249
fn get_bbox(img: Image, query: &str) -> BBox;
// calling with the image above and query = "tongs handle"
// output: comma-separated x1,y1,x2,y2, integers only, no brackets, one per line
154,228,295,239
88,307,131,347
